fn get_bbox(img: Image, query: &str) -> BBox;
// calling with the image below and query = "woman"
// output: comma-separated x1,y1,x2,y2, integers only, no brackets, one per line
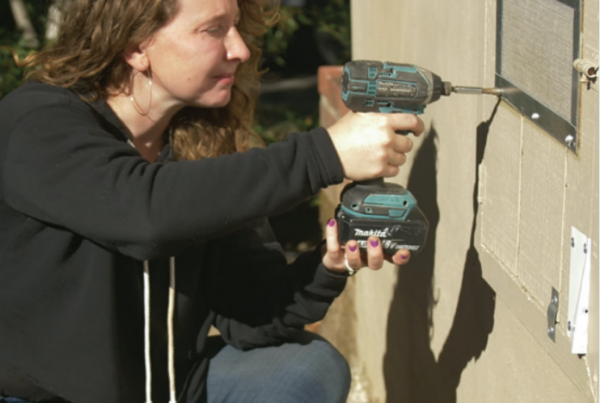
0,0,423,402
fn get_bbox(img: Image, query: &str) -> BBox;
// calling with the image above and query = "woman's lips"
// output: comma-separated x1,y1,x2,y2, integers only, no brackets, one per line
215,74,235,85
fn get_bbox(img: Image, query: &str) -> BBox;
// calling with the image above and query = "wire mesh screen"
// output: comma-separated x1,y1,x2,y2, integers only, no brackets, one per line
496,0,580,152
501,0,574,121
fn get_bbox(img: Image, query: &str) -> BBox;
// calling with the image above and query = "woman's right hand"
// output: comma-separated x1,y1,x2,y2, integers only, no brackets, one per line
327,112,424,182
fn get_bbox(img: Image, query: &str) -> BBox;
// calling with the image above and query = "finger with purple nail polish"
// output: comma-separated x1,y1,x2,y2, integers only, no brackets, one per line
366,237,384,270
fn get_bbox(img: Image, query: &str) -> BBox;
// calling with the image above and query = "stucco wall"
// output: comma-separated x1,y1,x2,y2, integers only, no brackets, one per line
318,0,598,402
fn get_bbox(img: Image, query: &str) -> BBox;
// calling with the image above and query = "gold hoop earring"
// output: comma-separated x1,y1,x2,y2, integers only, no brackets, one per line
130,69,153,116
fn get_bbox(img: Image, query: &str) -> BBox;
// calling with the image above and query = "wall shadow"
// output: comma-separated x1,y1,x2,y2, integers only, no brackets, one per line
384,100,500,403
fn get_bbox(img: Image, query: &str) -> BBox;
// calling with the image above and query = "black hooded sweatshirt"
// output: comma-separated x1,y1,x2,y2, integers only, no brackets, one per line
0,82,348,403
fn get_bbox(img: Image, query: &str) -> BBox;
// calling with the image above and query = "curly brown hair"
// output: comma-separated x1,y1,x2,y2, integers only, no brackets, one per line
21,0,276,160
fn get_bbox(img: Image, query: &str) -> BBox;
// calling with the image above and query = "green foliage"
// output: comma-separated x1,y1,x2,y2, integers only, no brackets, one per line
0,0,51,98
254,110,316,145
255,0,351,147
309,0,351,62
263,0,351,67
263,7,305,67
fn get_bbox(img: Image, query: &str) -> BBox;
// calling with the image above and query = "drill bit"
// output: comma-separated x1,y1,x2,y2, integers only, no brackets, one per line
452,86,511,96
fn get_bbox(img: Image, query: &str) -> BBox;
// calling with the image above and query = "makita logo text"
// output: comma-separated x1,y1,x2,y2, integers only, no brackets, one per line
354,228,392,238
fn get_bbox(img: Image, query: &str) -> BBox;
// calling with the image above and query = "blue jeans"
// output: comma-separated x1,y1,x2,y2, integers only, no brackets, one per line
2,332,350,403
202,331,350,403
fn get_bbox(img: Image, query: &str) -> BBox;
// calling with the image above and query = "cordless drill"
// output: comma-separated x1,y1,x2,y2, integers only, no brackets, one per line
335,60,503,255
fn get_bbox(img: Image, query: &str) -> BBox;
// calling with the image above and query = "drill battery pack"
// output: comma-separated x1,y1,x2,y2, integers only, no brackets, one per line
335,179,429,255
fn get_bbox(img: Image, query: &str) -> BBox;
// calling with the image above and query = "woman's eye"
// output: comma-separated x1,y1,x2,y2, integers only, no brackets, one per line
204,24,226,35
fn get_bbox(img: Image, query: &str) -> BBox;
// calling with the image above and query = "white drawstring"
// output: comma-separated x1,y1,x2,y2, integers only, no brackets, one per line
143,257,178,403
132,140,178,403
168,257,177,403
143,260,152,403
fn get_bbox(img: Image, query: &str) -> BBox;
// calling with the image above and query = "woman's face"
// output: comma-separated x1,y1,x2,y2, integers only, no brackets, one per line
141,0,250,109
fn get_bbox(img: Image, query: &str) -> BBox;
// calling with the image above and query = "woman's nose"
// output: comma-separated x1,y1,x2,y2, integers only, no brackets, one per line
226,27,250,63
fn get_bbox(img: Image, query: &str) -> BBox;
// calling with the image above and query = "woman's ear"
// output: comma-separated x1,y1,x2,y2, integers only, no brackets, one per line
123,41,150,72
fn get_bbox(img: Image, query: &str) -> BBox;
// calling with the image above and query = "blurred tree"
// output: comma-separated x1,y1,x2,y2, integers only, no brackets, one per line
256,0,351,145
0,0,51,98
262,0,351,72
8,0,40,48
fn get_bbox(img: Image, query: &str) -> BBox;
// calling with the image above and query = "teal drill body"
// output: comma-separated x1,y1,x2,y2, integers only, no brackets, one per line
335,60,451,255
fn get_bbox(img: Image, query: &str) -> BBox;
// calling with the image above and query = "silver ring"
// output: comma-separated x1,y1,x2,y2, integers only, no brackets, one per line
344,256,358,277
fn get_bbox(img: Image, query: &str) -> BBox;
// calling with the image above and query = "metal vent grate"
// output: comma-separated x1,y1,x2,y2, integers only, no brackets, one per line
496,0,581,153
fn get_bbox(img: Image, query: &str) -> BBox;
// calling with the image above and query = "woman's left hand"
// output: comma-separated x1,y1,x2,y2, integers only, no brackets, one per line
321,219,411,275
